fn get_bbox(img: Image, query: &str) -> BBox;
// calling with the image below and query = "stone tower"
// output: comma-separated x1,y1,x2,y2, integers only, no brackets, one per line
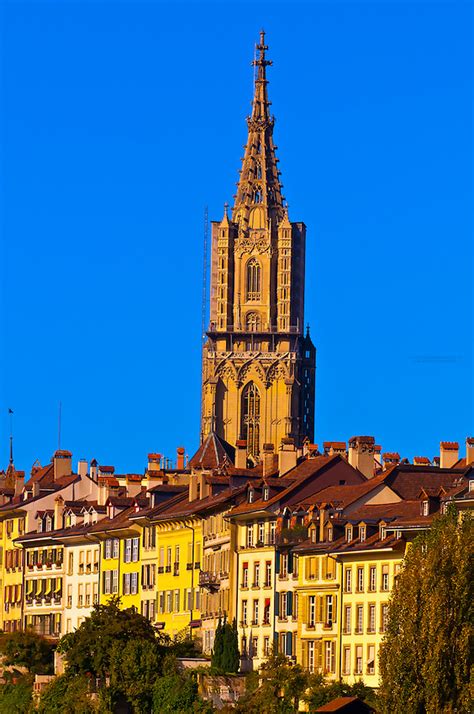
201,32,316,462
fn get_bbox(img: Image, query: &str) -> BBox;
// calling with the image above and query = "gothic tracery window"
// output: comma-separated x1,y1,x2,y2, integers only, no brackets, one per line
246,312,261,332
241,382,260,458
246,258,261,301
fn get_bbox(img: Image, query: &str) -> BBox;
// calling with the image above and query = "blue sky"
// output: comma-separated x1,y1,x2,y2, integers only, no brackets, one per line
1,1,472,474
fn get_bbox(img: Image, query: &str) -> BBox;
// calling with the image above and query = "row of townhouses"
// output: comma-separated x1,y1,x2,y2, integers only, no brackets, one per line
0,435,472,687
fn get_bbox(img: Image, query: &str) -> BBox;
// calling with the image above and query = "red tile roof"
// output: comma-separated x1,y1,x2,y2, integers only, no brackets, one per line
189,432,235,470
440,442,459,450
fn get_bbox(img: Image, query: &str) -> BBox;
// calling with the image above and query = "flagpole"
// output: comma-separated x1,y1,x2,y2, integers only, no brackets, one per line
8,408,14,465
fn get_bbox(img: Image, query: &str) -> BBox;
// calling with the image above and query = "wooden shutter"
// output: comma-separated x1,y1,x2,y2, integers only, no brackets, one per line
333,594,337,623
316,595,323,623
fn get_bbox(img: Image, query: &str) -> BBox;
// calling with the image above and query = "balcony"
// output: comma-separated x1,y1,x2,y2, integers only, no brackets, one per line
276,525,308,545
207,322,301,335
199,571,220,591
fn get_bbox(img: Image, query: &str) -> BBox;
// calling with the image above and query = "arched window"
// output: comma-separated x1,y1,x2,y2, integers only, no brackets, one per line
246,312,261,332
246,258,261,301
254,189,262,204
241,382,260,458
256,163,262,179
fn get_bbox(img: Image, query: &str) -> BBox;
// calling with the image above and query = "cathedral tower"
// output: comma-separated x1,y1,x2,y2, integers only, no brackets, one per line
201,32,316,461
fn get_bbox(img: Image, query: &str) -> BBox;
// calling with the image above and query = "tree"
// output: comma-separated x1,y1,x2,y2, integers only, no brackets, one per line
236,650,309,713
109,638,161,713
37,674,98,714
57,596,161,680
211,617,224,670
221,619,240,674
152,655,211,713
303,676,376,711
0,678,34,714
379,507,473,713
0,630,54,674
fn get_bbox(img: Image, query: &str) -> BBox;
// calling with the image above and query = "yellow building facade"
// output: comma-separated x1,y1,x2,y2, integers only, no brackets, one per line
0,511,26,632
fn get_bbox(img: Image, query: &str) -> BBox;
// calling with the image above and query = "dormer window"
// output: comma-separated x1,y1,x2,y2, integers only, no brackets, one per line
263,486,269,501
347,526,353,542
328,527,333,542
248,489,255,504
421,500,429,516
45,516,52,532
359,526,366,542
311,528,317,543
380,526,386,540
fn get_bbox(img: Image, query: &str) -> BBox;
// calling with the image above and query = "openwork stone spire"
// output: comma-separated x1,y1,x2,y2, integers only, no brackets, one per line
232,31,285,230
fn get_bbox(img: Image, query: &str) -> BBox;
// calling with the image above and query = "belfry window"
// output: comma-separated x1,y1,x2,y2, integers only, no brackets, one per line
254,189,262,204
246,312,261,332
246,258,261,301
241,382,261,458
256,163,262,179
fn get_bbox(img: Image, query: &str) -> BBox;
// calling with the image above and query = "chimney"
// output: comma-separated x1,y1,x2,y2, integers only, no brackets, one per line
413,456,431,467
176,447,185,470
440,442,459,469
279,437,297,476
348,436,375,478
235,440,247,470
319,504,326,542
14,471,25,497
77,460,88,478
465,438,474,466
54,496,64,530
147,453,162,472
52,450,72,482
90,459,98,481
98,478,111,507
262,443,275,478
189,472,198,501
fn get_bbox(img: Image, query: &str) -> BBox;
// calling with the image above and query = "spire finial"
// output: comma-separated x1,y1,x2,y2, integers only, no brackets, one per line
8,408,13,466
306,323,310,338
224,201,229,217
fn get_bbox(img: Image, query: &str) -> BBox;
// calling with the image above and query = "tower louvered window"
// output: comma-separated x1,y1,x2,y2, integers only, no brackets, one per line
242,382,260,457
246,259,261,301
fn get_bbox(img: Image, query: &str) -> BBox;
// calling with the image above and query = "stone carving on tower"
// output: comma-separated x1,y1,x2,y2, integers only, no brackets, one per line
201,32,316,463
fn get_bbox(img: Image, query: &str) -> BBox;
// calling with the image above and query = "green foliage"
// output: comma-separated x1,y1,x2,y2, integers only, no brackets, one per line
0,630,54,674
236,650,308,713
152,656,210,713
303,676,376,710
0,678,33,713
109,638,161,713
57,596,160,679
212,617,239,674
379,507,473,713
37,674,98,714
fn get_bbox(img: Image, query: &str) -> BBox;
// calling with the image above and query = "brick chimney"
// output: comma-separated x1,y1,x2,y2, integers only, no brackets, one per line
147,453,162,472
382,452,400,468
413,456,431,466
465,438,474,466
14,470,25,497
348,436,375,478
279,437,297,476
440,442,459,469
235,440,247,470
176,447,185,470
52,450,72,482
262,443,275,478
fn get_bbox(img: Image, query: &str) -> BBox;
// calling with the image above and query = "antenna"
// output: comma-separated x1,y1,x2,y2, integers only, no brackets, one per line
8,408,14,465
58,401,62,450
201,206,209,342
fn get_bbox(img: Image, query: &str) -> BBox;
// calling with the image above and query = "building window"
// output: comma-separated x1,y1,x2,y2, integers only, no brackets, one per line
359,526,366,542
252,599,259,625
263,636,270,657
344,568,352,593
280,554,288,579
253,562,260,587
381,564,389,591
265,560,272,586
246,524,254,548
258,522,265,544
112,539,119,559
242,562,249,588
269,522,276,544
324,641,335,674
343,646,351,675
357,567,364,592
355,645,363,674
326,595,333,626
308,641,315,673
245,312,261,332
367,645,375,674
344,605,351,634
246,258,261,301
381,604,389,632
242,382,261,458
368,604,376,633
369,566,377,592
280,592,287,620
356,605,363,634
308,595,316,627
242,599,248,625
251,636,259,657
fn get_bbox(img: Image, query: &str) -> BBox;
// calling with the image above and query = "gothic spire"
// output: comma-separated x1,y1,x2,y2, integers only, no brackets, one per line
232,31,285,228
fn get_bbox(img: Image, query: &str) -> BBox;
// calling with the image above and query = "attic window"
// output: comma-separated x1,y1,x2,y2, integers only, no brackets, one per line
328,527,333,542
421,501,429,516
45,516,52,532
360,526,366,542
263,486,269,501
248,489,255,504
380,526,386,540
311,529,317,543
346,526,353,542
